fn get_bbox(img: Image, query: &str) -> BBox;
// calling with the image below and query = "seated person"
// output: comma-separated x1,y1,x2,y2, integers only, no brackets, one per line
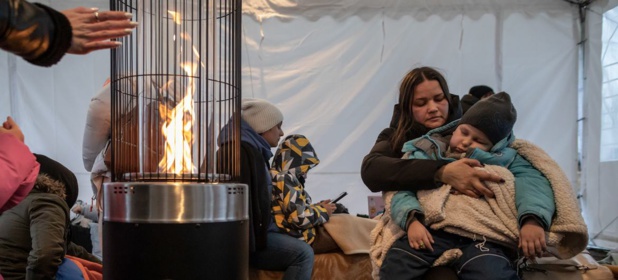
270,134,336,245
384,92,555,279
461,85,494,113
0,154,101,279
217,98,315,279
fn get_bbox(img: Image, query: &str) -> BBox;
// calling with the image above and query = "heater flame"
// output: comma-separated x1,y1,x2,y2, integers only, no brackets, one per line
167,11,182,25
158,11,199,175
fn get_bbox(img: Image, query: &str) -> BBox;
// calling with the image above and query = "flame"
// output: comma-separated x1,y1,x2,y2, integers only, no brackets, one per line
167,11,182,25
158,11,199,175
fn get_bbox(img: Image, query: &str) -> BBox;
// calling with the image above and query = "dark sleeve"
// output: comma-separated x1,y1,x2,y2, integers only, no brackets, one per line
217,141,268,251
67,242,102,264
0,0,72,67
27,196,67,279
360,128,449,192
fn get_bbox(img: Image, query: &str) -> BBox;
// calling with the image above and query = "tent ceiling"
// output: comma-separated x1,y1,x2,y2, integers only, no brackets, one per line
243,0,575,21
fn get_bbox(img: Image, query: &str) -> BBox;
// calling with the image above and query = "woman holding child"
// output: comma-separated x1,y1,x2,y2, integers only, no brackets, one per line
362,66,592,280
361,67,507,279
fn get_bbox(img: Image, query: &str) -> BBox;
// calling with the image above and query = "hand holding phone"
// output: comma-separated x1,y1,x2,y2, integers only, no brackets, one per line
331,192,347,203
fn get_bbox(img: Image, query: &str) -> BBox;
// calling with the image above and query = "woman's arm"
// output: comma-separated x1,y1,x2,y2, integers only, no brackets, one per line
0,134,39,213
0,0,72,66
361,128,448,192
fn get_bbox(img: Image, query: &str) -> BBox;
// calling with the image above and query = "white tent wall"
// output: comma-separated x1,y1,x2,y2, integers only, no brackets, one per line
241,1,579,216
583,0,618,249
0,0,598,240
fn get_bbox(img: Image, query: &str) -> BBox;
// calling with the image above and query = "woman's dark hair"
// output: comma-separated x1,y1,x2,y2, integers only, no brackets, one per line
391,67,452,152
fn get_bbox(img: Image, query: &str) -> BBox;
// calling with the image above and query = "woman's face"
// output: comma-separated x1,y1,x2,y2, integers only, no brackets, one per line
260,123,284,147
411,80,449,129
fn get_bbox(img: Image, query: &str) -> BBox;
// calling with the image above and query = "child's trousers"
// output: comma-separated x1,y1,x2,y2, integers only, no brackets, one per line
380,228,519,280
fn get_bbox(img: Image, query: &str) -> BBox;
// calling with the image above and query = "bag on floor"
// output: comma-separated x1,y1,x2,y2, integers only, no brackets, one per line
519,251,614,280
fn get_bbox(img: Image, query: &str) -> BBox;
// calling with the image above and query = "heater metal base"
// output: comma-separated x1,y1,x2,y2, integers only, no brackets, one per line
103,221,248,279
102,182,249,280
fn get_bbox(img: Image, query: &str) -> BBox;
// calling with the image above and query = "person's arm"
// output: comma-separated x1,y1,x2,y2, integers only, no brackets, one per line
390,191,423,230
0,118,40,213
361,128,449,192
0,0,71,66
511,154,555,230
67,242,101,264
82,84,111,171
27,195,68,279
272,173,329,229
1,1,136,67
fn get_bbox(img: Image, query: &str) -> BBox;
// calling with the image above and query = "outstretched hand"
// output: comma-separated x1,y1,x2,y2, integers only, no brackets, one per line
437,158,503,198
62,7,138,54
0,116,25,142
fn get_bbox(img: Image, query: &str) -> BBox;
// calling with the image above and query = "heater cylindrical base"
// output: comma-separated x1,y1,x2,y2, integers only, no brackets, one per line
102,182,249,279
103,221,248,280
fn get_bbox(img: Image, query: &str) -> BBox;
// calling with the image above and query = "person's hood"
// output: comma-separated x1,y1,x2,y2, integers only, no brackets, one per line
32,174,67,201
271,134,319,178
34,154,78,207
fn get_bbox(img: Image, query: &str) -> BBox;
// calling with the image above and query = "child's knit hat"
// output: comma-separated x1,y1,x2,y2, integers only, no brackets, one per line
241,98,284,133
459,92,517,144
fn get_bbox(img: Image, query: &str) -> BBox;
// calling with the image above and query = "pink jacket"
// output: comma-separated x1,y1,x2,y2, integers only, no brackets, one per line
0,134,40,213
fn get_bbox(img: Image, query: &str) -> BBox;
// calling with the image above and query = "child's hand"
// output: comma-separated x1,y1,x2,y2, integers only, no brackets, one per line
0,116,25,142
519,218,546,260
318,200,336,216
407,220,434,251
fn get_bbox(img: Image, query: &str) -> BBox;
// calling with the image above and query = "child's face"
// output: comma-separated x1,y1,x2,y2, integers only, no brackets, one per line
449,124,493,153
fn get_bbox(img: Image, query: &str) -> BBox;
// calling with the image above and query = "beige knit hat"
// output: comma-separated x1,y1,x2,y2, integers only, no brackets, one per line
241,98,284,133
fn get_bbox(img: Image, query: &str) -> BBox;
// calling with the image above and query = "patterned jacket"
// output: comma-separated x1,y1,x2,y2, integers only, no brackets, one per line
270,134,329,244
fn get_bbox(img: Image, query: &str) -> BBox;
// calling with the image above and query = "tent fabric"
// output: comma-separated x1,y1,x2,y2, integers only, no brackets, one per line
243,0,574,21
0,0,613,248
582,0,618,249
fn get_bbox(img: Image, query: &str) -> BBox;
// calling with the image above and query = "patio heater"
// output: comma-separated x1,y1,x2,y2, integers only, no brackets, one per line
103,1,246,279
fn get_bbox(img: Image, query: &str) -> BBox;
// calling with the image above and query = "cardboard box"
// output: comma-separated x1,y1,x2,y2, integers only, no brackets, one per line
367,195,385,218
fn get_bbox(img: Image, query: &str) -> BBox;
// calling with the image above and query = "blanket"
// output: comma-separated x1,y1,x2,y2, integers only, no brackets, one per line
324,214,378,255
370,139,588,279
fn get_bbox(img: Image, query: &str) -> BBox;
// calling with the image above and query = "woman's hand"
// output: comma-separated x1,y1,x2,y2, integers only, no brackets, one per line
61,7,138,54
519,218,546,260
407,220,434,251
0,116,25,142
437,158,502,198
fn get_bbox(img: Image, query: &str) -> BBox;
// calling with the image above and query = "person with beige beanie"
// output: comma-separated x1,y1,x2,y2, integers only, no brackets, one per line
217,98,314,280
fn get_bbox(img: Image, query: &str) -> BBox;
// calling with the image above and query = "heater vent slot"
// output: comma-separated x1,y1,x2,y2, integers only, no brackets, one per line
227,186,244,196
112,186,135,195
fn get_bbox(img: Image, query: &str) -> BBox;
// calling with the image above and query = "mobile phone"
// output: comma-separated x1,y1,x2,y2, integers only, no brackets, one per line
331,192,348,203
